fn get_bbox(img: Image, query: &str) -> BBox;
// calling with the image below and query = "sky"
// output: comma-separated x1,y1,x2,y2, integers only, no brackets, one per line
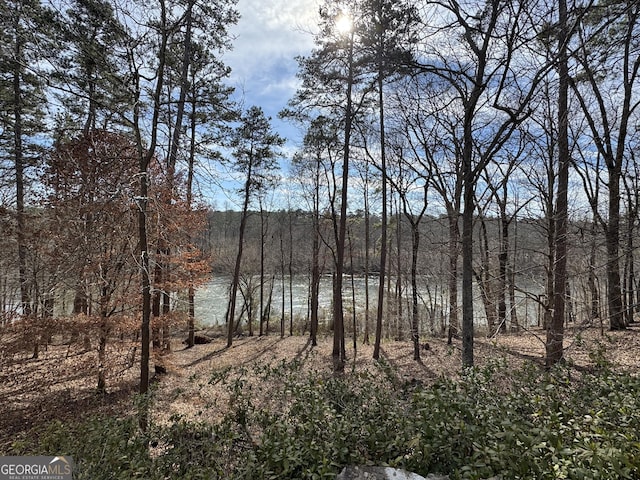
223,0,320,149
203,0,321,209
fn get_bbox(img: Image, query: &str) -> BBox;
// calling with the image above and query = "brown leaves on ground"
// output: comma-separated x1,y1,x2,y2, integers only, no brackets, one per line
1,324,639,453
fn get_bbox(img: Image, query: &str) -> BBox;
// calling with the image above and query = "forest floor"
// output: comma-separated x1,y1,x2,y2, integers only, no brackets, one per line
2,323,640,452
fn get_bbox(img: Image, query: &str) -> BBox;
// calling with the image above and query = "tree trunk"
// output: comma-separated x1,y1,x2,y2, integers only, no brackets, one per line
138,178,152,400
289,211,294,336
157,0,193,353
509,217,518,330
186,84,198,349
97,290,110,393
152,260,162,349
588,221,600,321
373,32,388,360
410,220,421,362
625,216,635,324
134,0,168,412
264,275,275,335
546,0,568,367
280,229,286,339
259,200,267,336
333,31,355,372
476,216,497,336
227,173,251,348
395,207,403,341
97,321,108,393
363,177,371,345
310,206,320,346
247,279,254,337
13,32,31,319
461,143,475,368
348,229,357,354
447,212,459,344
497,205,509,333
607,167,625,330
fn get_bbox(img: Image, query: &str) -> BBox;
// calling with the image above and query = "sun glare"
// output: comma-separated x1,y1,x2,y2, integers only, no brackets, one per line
335,12,353,35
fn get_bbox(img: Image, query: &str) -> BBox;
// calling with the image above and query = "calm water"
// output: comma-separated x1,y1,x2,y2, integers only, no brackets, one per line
194,275,542,328
194,275,375,326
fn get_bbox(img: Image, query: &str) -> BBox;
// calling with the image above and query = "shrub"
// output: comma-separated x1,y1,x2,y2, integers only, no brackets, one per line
14,358,640,479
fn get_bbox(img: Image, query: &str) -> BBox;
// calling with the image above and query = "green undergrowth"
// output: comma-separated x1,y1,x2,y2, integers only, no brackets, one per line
10,357,640,479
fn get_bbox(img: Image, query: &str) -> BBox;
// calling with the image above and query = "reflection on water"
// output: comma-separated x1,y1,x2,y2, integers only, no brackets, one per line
195,275,542,329
195,275,374,326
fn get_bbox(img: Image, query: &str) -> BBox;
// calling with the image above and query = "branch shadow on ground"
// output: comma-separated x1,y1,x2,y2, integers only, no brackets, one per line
473,337,545,365
378,345,440,383
1,377,138,453
183,335,285,369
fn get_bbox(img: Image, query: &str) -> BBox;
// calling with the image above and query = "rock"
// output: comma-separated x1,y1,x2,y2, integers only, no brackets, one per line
186,334,212,344
336,466,448,480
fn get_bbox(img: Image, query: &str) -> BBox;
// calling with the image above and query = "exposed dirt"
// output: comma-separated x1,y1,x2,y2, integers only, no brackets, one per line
1,324,639,453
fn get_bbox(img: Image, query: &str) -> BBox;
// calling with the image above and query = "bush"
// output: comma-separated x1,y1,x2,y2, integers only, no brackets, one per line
14,358,640,479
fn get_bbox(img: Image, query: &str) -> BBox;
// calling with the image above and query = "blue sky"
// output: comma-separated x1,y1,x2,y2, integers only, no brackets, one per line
206,0,320,209
223,0,319,149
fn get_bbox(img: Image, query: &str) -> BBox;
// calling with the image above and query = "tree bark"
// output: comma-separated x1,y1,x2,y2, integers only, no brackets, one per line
135,0,169,404
606,167,625,330
227,171,251,348
373,7,388,359
13,26,31,319
497,203,509,333
310,192,320,346
546,0,568,367
410,219,421,362
373,116,387,354
259,199,267,336
363,175,371,345
186,78,198,349
588,221,600,321
461,128,475,368
447,212,459,344
333,31,355,372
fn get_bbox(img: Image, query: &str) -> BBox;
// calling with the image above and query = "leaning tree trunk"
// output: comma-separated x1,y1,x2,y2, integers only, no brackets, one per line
227,172,252,348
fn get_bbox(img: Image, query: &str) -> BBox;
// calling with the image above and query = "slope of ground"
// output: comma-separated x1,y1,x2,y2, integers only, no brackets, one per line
1,325,639,453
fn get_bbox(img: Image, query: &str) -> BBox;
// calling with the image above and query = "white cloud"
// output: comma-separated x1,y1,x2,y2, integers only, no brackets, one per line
225,0,319,101
221,0,320,160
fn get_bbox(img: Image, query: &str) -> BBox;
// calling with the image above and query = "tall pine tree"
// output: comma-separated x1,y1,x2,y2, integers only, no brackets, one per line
0,0,56,317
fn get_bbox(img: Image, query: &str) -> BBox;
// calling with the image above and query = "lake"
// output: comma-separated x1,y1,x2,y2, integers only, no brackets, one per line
194,275,543,330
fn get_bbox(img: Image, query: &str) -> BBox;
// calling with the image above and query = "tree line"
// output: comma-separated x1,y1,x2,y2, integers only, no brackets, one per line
0,0,240,418
1,0,639,400
279,0,640,370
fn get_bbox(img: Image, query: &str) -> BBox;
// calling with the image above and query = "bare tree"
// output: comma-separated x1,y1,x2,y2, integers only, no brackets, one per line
568,1,640,330
414,0,552,367
386,140,429,362
225,106,283,348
